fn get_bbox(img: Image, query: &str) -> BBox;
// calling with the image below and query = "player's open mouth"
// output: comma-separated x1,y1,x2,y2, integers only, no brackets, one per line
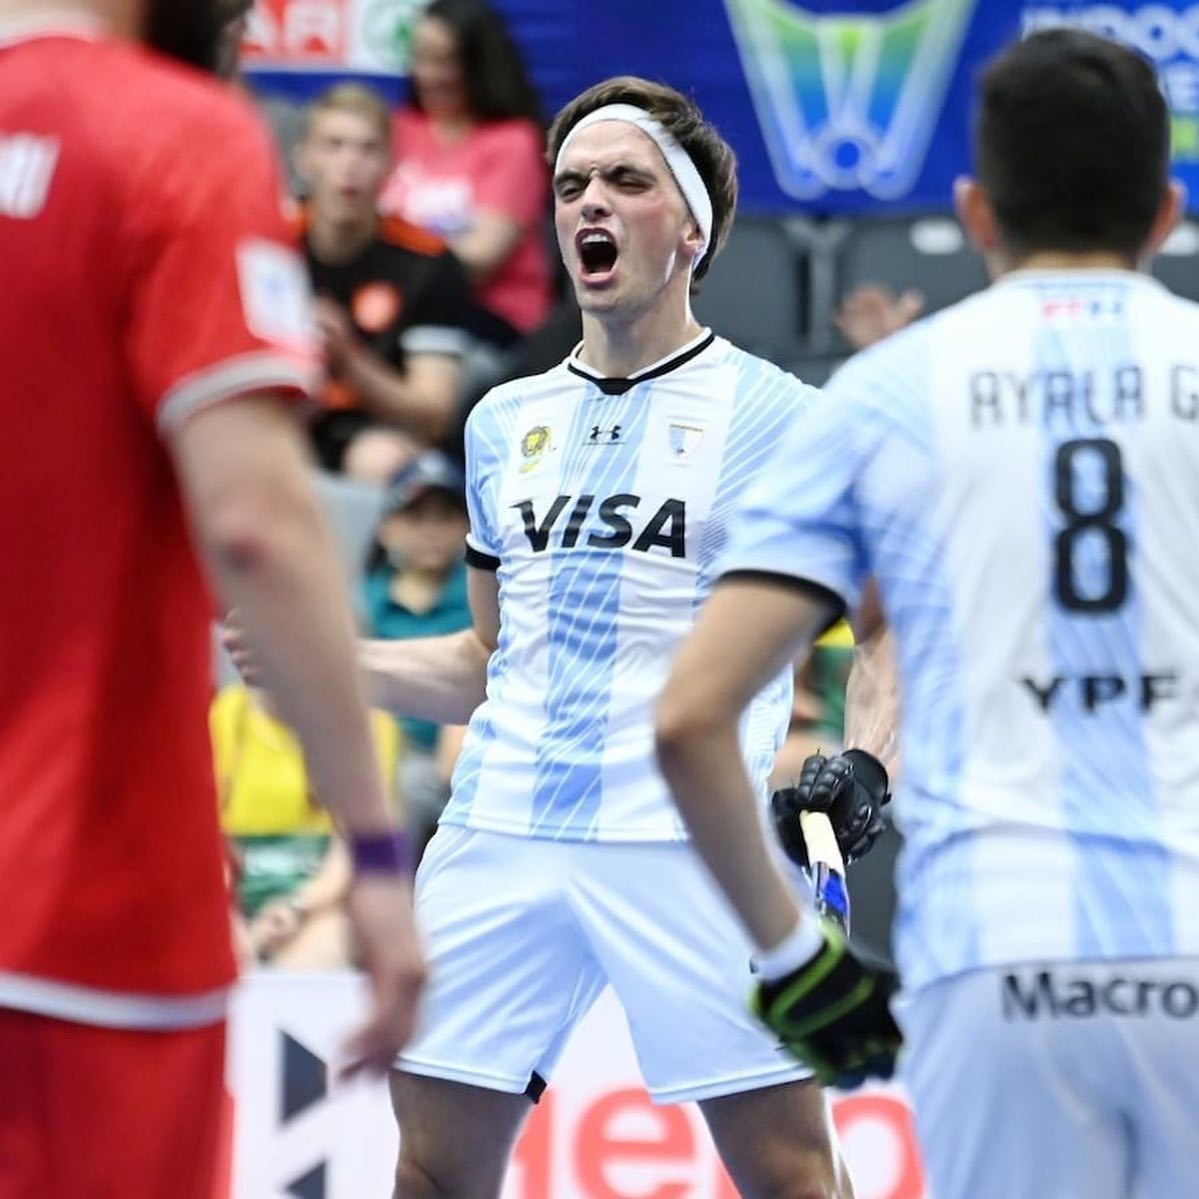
576,228,618,278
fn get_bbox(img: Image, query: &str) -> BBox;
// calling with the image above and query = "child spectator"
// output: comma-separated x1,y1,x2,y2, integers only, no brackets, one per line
361,451,472,849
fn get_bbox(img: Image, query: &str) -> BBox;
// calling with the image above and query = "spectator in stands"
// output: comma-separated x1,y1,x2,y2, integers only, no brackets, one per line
216,0,251,80
211,685,402,969
342,426,422,488
297,83,479,472
834,284,924,350
361,451,472,851
380,0,552,351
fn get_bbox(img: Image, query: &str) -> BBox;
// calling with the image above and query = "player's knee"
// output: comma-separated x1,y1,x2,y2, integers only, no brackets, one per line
393,1152,454,1199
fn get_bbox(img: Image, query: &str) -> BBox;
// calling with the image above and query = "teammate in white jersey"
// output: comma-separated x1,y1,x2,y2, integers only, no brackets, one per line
656,29,1199,1199
352,77,853,1197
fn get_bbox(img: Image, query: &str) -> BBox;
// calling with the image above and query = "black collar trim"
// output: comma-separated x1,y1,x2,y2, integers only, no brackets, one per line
566,330,716,396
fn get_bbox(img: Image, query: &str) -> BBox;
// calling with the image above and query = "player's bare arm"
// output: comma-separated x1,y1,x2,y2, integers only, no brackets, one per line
225,566,496,724
845,578,899,765
657,577,901,1087
656,577,833,949
447,207,523,283
358,566,498,722
172,392,425,1074
770,575,896,887
844,624,899,766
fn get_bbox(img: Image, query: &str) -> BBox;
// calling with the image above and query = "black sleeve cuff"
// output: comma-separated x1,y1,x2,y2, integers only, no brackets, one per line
717,570,848,638
465,543,501,571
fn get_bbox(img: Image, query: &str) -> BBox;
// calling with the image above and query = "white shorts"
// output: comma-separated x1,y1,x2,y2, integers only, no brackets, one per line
399,826,808,1104
896,959,1199,1199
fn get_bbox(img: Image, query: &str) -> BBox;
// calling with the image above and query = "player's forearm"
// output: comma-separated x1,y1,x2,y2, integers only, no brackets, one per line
339,347,453,444
359,629,491,726
177,399,400,837
844,625,899,766
656,717,805,951
200,498,397,835
448,218,520,283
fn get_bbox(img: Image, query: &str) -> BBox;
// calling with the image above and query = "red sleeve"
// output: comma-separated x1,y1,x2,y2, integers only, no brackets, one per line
122,96,317,436
472,120,548,228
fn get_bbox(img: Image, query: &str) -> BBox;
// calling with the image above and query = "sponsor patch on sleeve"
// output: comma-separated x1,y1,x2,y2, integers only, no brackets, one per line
236,238,316,353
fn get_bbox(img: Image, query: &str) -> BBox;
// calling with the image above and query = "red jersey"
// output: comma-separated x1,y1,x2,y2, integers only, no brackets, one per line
0,23,314,1022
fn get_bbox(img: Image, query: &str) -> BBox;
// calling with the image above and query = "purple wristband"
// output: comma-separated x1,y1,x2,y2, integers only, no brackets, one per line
349,830,413,875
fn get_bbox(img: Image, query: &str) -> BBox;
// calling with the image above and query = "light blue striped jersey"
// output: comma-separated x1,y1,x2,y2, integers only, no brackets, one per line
722,271,1199,990
444,330,816,840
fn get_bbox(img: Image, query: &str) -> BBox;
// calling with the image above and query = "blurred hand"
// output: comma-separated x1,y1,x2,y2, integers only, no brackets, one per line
313,297,356,370
339,875,426,1080
248,897,303,960
834,285,924,350
221,610,264,686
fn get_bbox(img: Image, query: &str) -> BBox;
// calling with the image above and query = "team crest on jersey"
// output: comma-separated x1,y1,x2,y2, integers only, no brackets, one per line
668,422,704,460
520,424,553,472
724,0,975,200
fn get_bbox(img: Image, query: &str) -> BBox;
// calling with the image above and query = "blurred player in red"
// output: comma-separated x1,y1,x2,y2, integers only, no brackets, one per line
0,3,425,1196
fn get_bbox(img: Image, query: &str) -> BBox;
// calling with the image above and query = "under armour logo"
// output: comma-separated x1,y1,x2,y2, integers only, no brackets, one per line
589,424,623,443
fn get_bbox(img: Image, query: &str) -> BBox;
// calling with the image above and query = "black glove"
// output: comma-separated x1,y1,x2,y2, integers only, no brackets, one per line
752,922,902,1089
772,749,890,868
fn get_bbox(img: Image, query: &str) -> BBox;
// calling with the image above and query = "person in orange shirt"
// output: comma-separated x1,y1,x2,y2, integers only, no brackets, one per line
298,83,482,472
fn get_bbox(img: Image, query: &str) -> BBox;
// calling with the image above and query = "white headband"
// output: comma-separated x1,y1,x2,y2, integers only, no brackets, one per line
555,103,713,264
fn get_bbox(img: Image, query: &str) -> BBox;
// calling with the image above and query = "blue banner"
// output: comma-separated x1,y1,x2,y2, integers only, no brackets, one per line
244,0,1199,215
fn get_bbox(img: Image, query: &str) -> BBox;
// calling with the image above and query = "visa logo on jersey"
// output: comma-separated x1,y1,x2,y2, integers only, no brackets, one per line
513,494,687,558
724,0,976,199
0,133,59,219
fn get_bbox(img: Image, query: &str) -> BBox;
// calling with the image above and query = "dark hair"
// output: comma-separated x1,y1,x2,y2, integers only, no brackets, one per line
976,29,1169,260
409,0,542,126
144,0,225,71
546,76,739,286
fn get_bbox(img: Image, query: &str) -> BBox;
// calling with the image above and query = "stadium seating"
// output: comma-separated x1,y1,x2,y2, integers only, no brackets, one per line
834,213,988,325
310,469,387,596
695,214,991,380
693,218,809,364
256,94,307,195
1151,219,1199,302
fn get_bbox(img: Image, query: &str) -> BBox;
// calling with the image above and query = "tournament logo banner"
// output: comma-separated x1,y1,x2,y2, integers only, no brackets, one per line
724,0,977,200
1021,3,1199,166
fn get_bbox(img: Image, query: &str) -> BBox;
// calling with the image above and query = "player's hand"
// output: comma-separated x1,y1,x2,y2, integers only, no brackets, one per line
339,874,426,1080
772,749,890,868
753,922,902,1089
313,297,355,369
220,610,265,686
248,897,304,959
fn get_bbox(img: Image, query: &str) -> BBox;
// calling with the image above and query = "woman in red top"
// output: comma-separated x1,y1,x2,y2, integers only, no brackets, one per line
380,0,553,348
